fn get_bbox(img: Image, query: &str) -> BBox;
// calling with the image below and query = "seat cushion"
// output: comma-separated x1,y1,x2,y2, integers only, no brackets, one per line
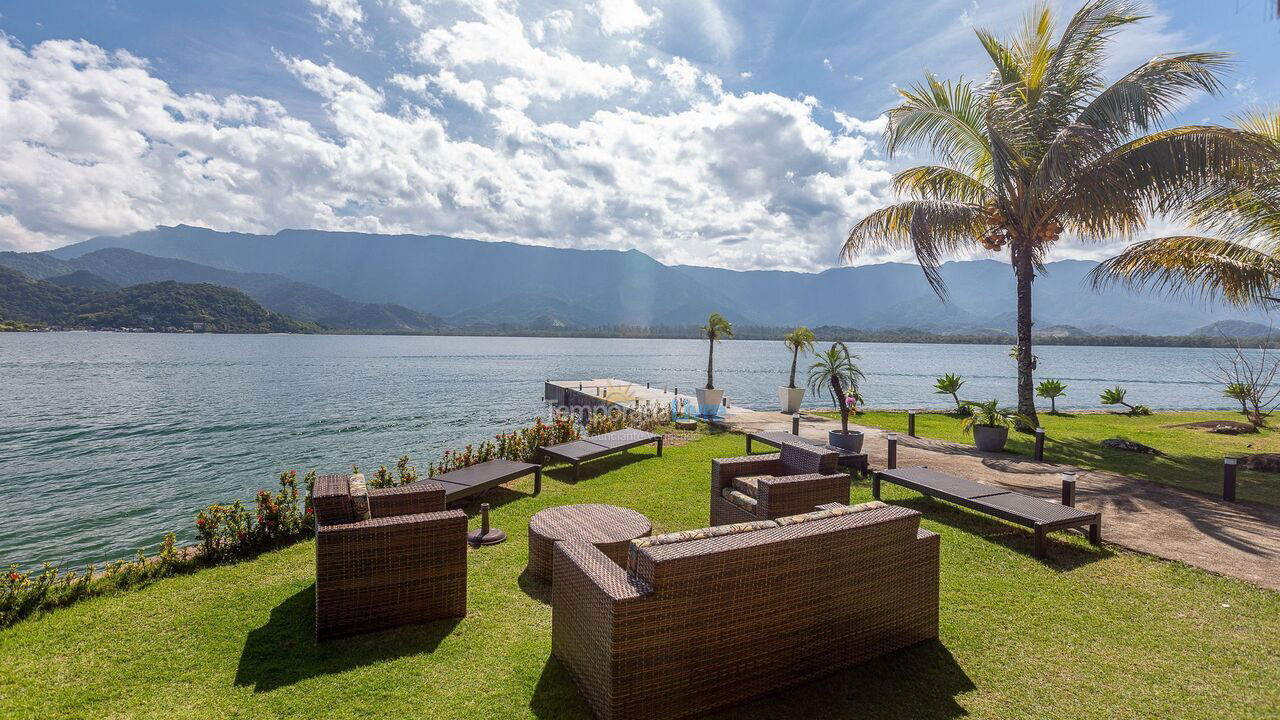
731,474,771,498
721,487,758,513
629,519,776,566
774,500,887,526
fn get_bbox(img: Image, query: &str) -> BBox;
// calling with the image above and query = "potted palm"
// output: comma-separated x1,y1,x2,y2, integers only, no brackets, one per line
807,342,865,451
779,326,815,413
696,312,732,416
960,399,1033,452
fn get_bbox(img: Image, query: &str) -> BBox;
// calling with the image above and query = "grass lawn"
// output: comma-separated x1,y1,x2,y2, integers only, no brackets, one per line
2,430,1278,719
825,410,1280,507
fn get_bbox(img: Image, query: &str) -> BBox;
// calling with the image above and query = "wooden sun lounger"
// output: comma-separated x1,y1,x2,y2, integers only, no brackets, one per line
746,430,870,475
431,458,541,503
874,466,1101,558
539,428,663,481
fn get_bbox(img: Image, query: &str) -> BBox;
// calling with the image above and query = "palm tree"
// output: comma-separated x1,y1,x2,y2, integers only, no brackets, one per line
841,0,1271,429
807,342,865,434
783,326,817,388
701,312,733,390
1224,382,1252,416
933,373,966,411
1036,378,1067,413
1090,110,1280,304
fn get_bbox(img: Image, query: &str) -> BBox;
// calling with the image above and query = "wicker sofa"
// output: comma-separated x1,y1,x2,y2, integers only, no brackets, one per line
710,441,851,525
552,502,940,720
313,474,468,641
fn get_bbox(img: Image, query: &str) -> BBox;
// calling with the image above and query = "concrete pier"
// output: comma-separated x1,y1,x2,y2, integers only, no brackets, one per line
544,378,754,420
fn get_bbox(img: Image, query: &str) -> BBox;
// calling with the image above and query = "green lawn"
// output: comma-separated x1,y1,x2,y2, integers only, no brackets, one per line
2,430,1278,719
826,410,1280,507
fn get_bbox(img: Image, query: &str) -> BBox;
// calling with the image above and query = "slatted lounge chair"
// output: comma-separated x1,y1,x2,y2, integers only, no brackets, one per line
875,466,1101,558
431,458,541,503
710,442,850,525
312,474,468,640
745,429,870,475
551,501,940,720
539,428,662,481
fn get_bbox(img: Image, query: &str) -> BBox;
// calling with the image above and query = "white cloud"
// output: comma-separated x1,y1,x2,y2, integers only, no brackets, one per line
739,71,752,79
588,0,660,36
833,110,887,136
0,35,892,270
309,0,369,46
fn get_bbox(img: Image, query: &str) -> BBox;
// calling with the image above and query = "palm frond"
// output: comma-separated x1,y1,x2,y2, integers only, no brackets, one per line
1077,53,1231,142
886,74,991,173
892,165,991,204
1090,236,1280,306
843,201,984,297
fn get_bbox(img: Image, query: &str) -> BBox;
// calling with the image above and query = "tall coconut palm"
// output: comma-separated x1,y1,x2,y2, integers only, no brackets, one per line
841,0,1272,428
702,312,733,390
1090,110,1280,304
783,326,817,388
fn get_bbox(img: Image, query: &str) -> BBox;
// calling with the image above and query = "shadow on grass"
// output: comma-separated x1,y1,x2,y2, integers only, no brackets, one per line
893,495,1112,570
529,640,972,720
517,567,551,605
233,584,460,692
541,448,661,484
449,485,529,514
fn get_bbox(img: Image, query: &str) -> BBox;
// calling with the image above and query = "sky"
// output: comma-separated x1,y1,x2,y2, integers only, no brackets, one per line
0,0,1277,271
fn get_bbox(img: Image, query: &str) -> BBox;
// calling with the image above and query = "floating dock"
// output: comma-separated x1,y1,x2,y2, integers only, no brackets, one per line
544,378,754,420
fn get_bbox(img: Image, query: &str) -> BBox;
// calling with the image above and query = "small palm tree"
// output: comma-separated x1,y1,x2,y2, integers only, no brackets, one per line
807,342,865,434
1100,386,1150,415
1036,379,1068,413
701,312,733,390
1224,382,1252,416
841,0,1271,429
783,326,817,389
959,399,1034,433
933,373,966,412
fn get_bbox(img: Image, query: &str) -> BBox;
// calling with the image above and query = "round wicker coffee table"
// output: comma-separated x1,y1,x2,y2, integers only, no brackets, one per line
527,504,651,582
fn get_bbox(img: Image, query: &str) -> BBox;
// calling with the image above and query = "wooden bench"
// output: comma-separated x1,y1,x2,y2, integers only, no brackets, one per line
432,458,541,503
874,466,1101,558
540,428,663,481
746,430,870,476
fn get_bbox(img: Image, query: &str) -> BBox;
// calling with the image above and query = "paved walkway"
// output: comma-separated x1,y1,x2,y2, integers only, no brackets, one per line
727,408,1280,591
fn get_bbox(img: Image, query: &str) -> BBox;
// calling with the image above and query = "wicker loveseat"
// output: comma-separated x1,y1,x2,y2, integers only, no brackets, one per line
551,502,941,720
710,442,851,525
313,474,468,641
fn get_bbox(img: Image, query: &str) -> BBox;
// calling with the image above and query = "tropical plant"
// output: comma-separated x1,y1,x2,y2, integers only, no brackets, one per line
807,342,865,434
841,0,1272,429
1100,385,1150,415
783,326,817,388
1224,382,1252,416
701,312,733,390
933,373,967,411
959,399,1034,433
1207,341,1280,427
1036,378,1068,413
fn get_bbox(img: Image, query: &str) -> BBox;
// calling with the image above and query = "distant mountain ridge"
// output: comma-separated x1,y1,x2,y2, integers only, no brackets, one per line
40,224,1277,335
0,248,444,331
0,266,308,333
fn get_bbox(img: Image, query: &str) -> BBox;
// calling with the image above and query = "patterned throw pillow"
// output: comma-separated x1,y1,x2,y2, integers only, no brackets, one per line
348,473,371,521
731,475,770,498
773,500,887,526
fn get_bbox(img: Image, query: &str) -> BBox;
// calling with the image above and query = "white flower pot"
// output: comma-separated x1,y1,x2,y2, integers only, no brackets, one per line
778,387,805,413
695,387,725,417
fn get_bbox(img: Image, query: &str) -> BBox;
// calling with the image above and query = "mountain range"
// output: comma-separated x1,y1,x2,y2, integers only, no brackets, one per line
0,224,1268,335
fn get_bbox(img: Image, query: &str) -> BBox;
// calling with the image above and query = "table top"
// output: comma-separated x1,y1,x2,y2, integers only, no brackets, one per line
529,503,651,544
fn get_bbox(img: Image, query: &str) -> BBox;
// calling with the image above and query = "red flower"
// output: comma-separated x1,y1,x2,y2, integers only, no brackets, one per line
306,507,314,515
8,572,20,581
196,517,206,527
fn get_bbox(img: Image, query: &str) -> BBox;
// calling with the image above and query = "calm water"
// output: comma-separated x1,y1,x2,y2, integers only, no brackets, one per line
0,333,1236,570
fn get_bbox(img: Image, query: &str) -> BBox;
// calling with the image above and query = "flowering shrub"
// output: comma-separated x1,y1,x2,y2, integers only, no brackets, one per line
427,413,583,477
369,457,419,489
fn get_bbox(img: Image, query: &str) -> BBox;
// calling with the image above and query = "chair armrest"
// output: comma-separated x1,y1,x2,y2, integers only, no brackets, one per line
758,473,851,517
711,455,782,492
780,443,839,475
368,482,446,518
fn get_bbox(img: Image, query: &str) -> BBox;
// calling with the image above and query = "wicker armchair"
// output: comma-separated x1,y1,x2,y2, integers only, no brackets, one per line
313,474,468,641
710,442,850,525
552,503,940,720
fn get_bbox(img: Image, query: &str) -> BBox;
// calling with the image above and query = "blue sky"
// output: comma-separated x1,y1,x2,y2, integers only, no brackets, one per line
1,0,1277,270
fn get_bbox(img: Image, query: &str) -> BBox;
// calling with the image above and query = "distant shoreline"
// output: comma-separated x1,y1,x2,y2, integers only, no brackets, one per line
6,325,1277,350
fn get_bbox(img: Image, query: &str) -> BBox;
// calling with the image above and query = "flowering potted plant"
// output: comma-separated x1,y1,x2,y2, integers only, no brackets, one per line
807,341,865,452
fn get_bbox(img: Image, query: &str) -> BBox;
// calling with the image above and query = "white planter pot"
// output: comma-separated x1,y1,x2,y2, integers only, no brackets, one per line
695,387,725,417
778,387,805,413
